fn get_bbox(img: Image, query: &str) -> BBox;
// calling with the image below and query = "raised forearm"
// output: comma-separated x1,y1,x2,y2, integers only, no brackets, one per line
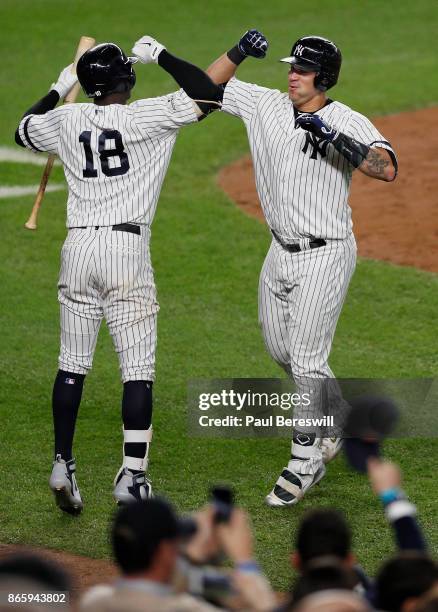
392,515,427,552
15,63,77,147
359,147,397,182
207,30,268,85
207,53,239,85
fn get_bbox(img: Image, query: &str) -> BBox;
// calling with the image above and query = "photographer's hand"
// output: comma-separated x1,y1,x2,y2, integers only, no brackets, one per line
216,508,254,564
183,506,220,563
216,508,276,610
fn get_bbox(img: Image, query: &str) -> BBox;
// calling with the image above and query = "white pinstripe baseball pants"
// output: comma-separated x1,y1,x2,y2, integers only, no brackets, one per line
58,226,159,383
258,234,357,474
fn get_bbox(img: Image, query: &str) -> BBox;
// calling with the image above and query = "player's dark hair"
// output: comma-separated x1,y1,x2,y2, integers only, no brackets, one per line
296,508,351,564
111,498,179,574
375,553,438,612
292,559,356,604
0,553,71,591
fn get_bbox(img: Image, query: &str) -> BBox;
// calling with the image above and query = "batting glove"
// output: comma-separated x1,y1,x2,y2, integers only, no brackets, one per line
238,29,269,59
295,113,339,142
51,64,78,99
132,36,166,64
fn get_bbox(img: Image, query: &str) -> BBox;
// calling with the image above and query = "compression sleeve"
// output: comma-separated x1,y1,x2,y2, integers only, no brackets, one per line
158,50,223,114
15,90,60,146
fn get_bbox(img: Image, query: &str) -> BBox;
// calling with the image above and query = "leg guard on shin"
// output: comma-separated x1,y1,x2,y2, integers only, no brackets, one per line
288,431,323,476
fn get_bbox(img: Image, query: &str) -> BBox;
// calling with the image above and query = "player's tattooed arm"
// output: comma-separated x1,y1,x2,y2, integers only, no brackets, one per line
207,29,268,85
359,147,397,182
295,114,397,182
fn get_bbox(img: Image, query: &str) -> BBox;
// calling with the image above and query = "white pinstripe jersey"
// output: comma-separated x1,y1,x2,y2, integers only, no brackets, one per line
222,77,396,241
18,90,198,227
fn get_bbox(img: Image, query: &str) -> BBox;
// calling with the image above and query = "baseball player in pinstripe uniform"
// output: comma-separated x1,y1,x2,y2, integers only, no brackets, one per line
207,35,397,506
14,37,232,514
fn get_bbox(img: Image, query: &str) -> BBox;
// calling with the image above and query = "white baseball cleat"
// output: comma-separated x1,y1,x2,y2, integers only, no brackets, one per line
49,454,83,515
321,437,343,464
265,464,326,507
113,468,152,505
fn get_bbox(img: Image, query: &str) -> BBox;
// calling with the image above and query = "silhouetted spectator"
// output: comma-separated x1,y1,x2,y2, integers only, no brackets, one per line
375,552,438,611
290,508,370,595
292,557,358,604
294,509,353,568
292,589,371,612
0,552,71,611
80,497,275,611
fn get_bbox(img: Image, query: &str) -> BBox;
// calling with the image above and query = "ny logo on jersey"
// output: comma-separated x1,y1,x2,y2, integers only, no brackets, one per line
294,44,304,56
302,132,330,160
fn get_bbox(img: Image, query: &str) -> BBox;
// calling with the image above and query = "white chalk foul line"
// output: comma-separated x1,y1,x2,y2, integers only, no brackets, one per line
0,184,65,199
0,145,64,199
0,146,61,166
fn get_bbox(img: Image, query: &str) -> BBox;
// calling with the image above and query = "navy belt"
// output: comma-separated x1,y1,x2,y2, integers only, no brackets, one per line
271,230,326,253
74,223,141,236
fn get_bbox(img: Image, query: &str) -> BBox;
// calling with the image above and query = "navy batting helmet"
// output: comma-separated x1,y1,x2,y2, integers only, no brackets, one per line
77,43,137,98
280,36,342,91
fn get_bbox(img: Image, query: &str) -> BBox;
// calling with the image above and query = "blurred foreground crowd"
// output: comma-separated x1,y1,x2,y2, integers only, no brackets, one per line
0,458,437,612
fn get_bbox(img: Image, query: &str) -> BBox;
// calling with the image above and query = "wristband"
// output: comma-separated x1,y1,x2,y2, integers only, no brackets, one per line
385,500,416,522
227,45,247,66
236,560,261,574
379,487,405,506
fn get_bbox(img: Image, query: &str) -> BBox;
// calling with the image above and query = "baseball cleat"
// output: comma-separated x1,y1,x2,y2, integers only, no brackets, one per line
321,437,343,464
49,454,83,515
113,468,152,505
265,464,326,507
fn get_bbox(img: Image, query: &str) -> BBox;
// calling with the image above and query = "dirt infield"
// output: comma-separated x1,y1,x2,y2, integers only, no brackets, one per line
218,107,438,273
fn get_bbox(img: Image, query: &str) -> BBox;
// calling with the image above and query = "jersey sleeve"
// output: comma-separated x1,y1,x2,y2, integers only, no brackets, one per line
345,111,398,171
17,106,67,155
221,77,272,121
131,89,199,133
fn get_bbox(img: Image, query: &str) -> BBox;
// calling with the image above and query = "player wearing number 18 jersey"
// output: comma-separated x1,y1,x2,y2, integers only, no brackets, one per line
15,38,224,513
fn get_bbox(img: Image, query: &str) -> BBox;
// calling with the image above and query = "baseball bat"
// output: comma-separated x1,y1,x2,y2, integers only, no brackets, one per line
24,35,96,230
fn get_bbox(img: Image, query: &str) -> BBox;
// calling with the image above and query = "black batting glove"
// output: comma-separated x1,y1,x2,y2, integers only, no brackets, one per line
296,113,371,168
295,113,339,142
238,29,269,59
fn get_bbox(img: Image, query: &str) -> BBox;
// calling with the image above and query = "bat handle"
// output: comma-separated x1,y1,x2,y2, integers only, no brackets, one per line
24,155,56,230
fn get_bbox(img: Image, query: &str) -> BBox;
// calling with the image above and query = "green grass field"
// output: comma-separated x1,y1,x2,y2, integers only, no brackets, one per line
0,0,437,591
